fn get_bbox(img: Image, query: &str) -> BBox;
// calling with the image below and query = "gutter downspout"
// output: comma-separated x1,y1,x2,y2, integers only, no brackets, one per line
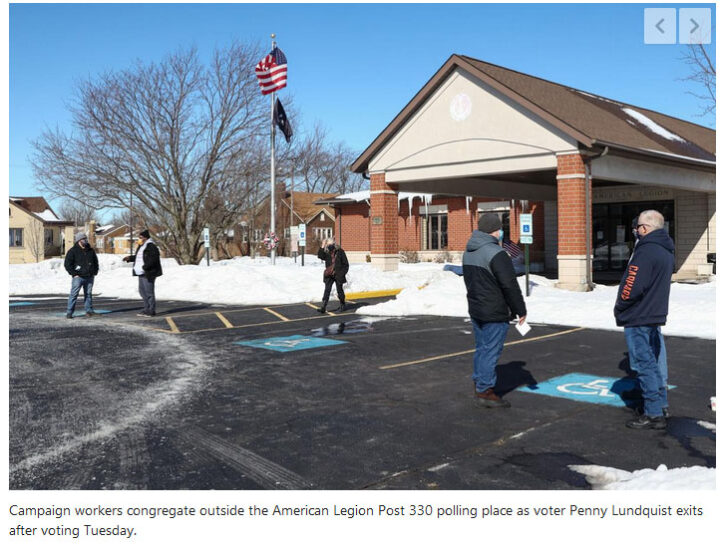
582,146,609,290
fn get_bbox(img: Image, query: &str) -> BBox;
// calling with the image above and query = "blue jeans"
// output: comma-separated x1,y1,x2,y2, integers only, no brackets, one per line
624,326,666,417
471,319,510,393
67,275,94,315
629,329,668,406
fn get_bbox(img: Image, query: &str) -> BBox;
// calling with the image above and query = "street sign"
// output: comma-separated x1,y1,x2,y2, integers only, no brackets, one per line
203,227,210,248
298,223,306,247
290,226,299,254
519,214,533,244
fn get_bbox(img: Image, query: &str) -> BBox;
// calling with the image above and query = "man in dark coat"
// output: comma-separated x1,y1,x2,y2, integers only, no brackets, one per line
317,237,349,313
614,210,674,430
123,229,163,317
64,232,100,318
463,214,527,408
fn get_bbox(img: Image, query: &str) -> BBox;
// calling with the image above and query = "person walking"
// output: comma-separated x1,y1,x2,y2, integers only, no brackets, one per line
64,232,99,318
122,229,163,317
463,214,527,408
614,210,674,430
317,237,349,313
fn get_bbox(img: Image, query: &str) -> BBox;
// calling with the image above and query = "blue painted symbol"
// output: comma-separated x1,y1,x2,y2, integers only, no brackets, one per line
522,225,530,232
234,334,347,352
55,309,114,317
517,373,675,407
10,302,36,307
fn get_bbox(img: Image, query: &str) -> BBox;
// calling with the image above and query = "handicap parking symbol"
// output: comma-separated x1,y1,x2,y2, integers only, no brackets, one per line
518,373,674,407
234,334,347,353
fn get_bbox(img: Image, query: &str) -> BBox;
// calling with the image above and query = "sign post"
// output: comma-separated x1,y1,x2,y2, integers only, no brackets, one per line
519,214,533,297
298,223,306,267
290,225,299,263
203,227,211,266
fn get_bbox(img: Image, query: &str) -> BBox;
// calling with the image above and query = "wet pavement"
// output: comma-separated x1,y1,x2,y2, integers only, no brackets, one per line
9,295,716,490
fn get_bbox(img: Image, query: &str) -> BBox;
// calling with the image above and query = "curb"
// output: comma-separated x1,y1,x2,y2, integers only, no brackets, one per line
344,288,403,300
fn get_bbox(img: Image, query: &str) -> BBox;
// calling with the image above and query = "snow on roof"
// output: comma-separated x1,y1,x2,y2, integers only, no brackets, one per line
35,209,60,222
622,108,686,143
334,190,436,203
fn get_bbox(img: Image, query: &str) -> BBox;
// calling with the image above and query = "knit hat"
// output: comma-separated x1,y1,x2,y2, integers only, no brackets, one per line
139,229,150,239
477,214,502,233
74,232,87,243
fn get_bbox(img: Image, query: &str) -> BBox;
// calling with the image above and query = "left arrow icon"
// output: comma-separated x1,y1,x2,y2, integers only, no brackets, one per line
655,18,665,34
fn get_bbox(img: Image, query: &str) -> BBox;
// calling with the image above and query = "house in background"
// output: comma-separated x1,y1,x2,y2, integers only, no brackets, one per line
223,190,339,258
9,197,74,264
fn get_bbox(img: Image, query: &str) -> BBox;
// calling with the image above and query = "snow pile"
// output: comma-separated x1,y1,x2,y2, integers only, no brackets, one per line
358,273,716,340
8,256,716,339
569,464,715,490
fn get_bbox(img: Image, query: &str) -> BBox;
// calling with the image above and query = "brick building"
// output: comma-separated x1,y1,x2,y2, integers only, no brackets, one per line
339,55,715,290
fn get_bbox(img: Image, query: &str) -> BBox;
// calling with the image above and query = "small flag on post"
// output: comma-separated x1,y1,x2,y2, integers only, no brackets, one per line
255,47,288,95
273,98,293,143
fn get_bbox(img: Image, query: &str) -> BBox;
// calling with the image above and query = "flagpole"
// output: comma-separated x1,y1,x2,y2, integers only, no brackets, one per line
270,34,277,265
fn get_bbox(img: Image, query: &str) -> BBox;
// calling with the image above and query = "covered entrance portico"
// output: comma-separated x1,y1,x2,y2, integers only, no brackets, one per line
351,55,715,290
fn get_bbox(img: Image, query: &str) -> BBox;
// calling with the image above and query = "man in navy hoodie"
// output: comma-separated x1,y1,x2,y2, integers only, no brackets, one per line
614,210,674,430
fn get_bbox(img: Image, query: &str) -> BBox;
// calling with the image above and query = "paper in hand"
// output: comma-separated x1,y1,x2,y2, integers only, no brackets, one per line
515,320,531,337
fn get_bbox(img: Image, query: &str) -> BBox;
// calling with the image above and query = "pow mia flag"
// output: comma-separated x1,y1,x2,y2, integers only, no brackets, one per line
273,98,293,143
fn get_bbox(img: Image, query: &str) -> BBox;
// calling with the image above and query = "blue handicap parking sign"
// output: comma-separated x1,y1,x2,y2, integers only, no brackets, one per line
234,334,347,353
517,373,675,407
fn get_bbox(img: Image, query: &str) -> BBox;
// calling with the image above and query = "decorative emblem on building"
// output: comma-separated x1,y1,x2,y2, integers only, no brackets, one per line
450,93,472,121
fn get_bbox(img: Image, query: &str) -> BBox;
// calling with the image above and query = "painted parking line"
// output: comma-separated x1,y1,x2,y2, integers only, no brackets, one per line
10,302,36,307
234,334,347,353
264,307,290,322
165,317,181,334
517,372,676,407
215,312,234,328
379,327,586,370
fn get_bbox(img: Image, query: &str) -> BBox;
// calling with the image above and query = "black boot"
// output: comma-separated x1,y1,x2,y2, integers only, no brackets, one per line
334,302,346,312
317,302,327,314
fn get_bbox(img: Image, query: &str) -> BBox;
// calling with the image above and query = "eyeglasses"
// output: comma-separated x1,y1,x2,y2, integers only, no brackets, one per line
636,223,651,231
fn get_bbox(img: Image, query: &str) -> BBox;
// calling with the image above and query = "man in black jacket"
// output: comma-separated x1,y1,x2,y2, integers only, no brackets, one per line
614,210,674,430
463,214,527,408
64,232,99,318
123,229,163,317
317,237,349,313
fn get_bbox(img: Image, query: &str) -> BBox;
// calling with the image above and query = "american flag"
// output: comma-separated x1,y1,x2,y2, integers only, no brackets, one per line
255,47,287,95
503,239,522,259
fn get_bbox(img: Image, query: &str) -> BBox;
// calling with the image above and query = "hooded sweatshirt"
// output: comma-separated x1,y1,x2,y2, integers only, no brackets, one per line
462,230,526,323
614,228,674,327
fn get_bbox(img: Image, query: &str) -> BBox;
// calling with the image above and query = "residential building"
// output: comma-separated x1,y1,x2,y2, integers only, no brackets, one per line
9,197,74,264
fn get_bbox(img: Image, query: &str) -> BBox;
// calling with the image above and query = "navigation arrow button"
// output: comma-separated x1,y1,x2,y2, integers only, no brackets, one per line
655,18,665,34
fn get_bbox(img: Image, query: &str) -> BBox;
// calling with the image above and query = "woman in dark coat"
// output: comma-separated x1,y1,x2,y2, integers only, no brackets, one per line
317,237,349,313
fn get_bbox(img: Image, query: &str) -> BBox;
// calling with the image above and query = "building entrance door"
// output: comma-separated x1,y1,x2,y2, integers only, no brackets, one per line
592,200,674,272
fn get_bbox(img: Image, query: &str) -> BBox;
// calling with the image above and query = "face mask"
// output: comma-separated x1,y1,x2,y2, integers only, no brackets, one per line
496,229,504,243
327,244,335,251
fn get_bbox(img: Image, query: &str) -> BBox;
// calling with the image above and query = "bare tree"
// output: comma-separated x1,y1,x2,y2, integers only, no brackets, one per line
680,43,716,118
31,43,268,264
57,198,99,227
25,222,49,262
284,122,365,194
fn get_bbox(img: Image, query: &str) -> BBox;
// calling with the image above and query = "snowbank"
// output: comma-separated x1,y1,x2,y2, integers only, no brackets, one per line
569,463,715,490
8,256,716,339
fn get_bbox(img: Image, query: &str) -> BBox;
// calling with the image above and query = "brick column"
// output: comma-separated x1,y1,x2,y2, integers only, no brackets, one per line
556,152,592,291
370,172,399,271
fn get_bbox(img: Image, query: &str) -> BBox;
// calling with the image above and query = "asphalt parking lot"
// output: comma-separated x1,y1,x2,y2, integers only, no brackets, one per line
9,295,716,490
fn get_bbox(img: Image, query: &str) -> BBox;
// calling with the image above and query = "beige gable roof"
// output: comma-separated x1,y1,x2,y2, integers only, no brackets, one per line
352,54,715,173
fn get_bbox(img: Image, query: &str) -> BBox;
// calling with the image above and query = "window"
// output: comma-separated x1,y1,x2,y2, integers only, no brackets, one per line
45,228,54,245
9,228,23,247
284,227,291,239
313,227,333,240
320,213,325,221
421,214,447,250
253,229,263,242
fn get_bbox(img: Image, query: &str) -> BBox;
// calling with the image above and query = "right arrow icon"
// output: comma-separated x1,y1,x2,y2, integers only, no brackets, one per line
689,18,699,34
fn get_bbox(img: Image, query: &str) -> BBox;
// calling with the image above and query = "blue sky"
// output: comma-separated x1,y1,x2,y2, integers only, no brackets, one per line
9,3,716,210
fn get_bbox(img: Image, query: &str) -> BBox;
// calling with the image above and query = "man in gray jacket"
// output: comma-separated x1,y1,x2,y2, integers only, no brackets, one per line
463,214,527,408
